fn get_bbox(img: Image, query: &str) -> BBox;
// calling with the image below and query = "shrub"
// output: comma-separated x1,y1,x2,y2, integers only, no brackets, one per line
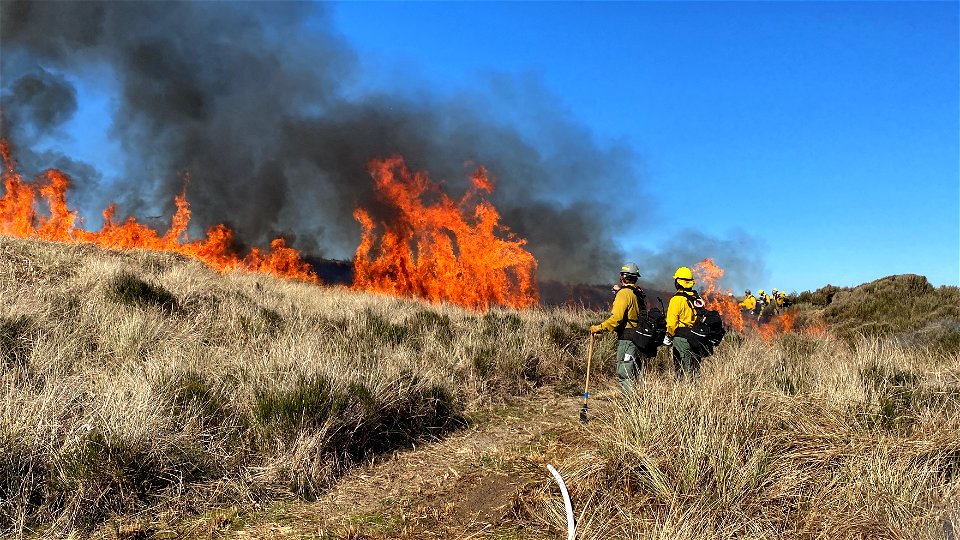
795,284,842,306
860,362,920,431
335,378,463,460
794,275,960,350
0,440,46,530
160,370,235,433
49,429,202,530
251,372,464,479
468,344,498,378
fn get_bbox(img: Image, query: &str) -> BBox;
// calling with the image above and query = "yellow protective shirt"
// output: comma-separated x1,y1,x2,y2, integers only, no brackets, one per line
739,295,756,310
666,291,696,337
599,285,642,334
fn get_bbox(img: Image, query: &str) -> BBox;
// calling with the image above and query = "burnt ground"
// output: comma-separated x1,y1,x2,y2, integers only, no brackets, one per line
123,387,612,540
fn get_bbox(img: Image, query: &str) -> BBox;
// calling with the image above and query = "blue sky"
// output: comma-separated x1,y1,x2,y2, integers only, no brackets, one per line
326,1,959,292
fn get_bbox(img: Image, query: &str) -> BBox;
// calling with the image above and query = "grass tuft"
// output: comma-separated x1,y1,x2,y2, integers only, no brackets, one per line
0,315,33,369
105,271,179,313
253,374,340,432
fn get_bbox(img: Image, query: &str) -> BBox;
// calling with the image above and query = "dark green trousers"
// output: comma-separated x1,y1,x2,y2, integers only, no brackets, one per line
616,338,640,393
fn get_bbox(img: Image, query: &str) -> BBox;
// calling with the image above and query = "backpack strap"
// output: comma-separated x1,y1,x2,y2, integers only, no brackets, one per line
673,289,704,317
628,284,646,310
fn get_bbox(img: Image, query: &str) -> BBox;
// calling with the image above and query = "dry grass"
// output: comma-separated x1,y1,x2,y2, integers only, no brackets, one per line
3,235,958,539
0,236,594,537
521,333,960,539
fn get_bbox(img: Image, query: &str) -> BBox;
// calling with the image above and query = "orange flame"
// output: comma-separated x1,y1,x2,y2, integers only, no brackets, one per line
756,311,796,342
692,257,821,341
802,321,829,337
693,258,743,332
353,156,538,310
0,140,317,282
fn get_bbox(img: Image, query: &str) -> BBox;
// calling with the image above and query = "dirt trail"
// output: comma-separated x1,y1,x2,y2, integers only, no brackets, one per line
209,387,612,539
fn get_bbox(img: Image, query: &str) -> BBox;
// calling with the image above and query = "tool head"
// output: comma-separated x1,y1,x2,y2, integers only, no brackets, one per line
579,405,589,424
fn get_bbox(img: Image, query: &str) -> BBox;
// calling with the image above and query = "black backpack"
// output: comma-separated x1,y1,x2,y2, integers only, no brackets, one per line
674,290,726,357
619,287,666,358
629,307,667,358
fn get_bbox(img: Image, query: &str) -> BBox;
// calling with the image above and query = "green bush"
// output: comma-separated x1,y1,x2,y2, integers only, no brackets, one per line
161,370,234,432
357,378,462,455
859,362,920,431
252,373,463,465
0,440,45,529
778,333,818,362
468,344,498,377
795,275,960,350
795,284,842,306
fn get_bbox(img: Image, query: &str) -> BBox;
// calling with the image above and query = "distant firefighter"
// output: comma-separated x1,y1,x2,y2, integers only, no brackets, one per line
739,289,757,318
757,289,771,318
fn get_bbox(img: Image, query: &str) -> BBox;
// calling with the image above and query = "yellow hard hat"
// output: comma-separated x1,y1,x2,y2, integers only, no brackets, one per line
758,289,765,295
673,266,694,281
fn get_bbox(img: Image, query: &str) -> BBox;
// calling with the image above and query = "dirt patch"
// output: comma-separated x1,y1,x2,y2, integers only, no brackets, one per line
142,385,620,539
449,472,517,525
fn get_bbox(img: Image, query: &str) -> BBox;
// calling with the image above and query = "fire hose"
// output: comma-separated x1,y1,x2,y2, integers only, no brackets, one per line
547,464,575,540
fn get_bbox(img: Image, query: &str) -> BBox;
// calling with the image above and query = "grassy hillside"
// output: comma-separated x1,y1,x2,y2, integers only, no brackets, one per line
523,333,960,539
794,274,960,352
1,235,958,539
0,236,593,536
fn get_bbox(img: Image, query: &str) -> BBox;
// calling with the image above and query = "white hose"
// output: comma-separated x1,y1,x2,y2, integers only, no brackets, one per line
547,464,575,540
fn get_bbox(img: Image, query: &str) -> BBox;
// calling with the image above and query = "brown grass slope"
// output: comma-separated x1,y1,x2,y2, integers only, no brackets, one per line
2,235,959,540
0,236,595,537
518,276,960,540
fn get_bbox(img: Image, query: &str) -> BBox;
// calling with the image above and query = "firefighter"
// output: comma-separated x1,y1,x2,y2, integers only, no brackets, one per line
739,289,757,318
663,266,700,378
756,289,769,319
589,263,646,393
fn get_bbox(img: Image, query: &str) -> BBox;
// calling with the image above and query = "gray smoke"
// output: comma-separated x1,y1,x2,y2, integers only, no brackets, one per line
1,1,764,286
633,230,768,295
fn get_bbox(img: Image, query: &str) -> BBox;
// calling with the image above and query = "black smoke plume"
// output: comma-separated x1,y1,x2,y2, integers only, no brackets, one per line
0,1,765,292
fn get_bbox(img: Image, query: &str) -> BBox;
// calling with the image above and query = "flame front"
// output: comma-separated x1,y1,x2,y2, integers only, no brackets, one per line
693,257,821,341
353,156,538,310
694,258,744,332
0,140,317,282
